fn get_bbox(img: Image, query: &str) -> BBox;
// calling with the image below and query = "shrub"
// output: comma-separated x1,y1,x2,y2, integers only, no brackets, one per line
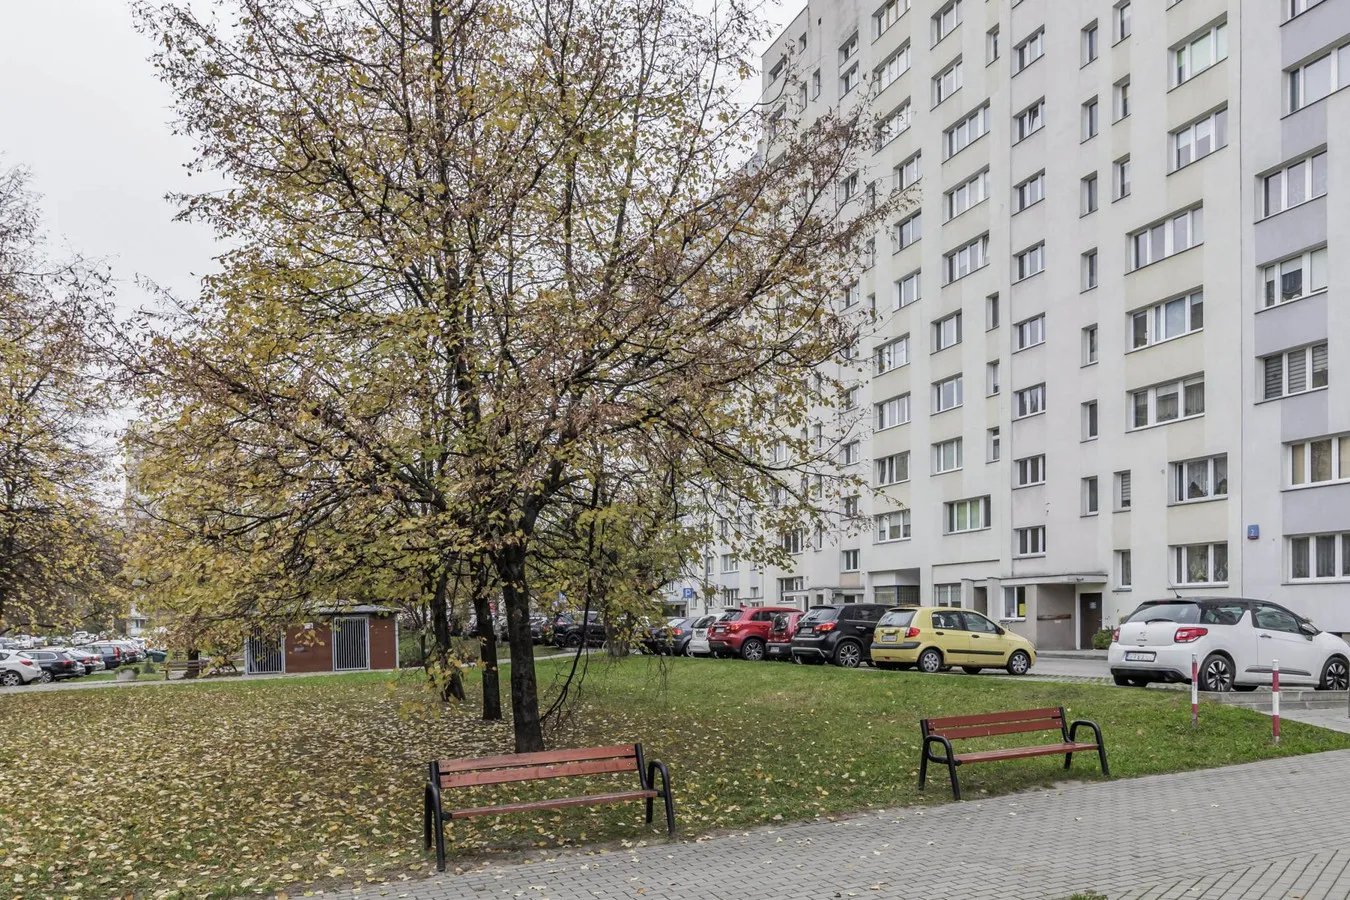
1090,628,1113,651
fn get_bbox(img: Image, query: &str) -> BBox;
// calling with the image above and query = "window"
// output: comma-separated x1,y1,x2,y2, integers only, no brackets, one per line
1130,376,1205,428
1129,290,1204,349
842,440,861,465
1173,21,1227,87
1289,533,1350,581
811,69,821,99
704,555,713,576
894,270,921,308
1077,401,1097,441
1115,471,1132,510
844,494,860,517
875,393,911,430
944,103,990,159
1082,22,1099,66
932,0,962,45
1289,434,1350,487
875,510,912,542
1262,343,1329,400
1082,325,1099,365
1116,550,1132,588
1129,206,1203,270
873,0,908,39
1287,43,1350,111
986,293,1000,330
1172,542,1229,586
987,427,1001,462
843,385,860,409
840,65,860,97
986,26,1000,64
1015,526,1046,557
875,44,911,91
933,312,963,351
1083,476,1100,515
838,172,860,204
781,529,806,555
1013,171,1045,213
1171,107,1227,170
1287,0,1328,20
842,549,860,572
943,234,990,284
841,281,861,311
1114,2,1131,42
721,554,739,573
986,360,1000,395
1262,247,1328,308
945,169,989,220
877,451,911,486
1015,454,1046,487
1013,99,1045,143
840,33,859,66
1082,249,1099,291
1114,78,1131,120
1014,243,1045,282
1014,28,1044,73
1082,97,1099,140
769,58,786,83
933,583,962,607
1081,173,1099,215
933,375,964,413
894,212,922,250
1114,156,1131,199
1262,152,1328,217
945,496,991,534
933,438,964,474
1172,454,1228,503
875,337,909,374
932,59,963,106
1014,315,1046,351
778,576,803,599
877,102,913,147
895,153,922,190
1014,383,1046,419
1001,586,1026,619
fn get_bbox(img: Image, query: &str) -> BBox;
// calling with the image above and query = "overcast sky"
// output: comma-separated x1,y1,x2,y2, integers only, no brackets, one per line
0,1,800,318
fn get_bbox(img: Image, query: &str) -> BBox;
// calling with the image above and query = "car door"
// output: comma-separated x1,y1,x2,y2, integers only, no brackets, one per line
928,610,970,663
1252,603,1320,683
842,606,884,657
959,611,1008,664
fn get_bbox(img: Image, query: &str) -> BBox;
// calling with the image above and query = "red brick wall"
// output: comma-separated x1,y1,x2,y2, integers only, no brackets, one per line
369,617,397,670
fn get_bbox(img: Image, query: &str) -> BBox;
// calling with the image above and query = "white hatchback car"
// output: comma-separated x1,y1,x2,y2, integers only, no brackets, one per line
1109,597,1350,692
0,649,43,686
685,615,717,657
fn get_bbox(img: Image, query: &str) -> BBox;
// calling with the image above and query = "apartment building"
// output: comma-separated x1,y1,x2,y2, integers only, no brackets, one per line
670,0,1350,649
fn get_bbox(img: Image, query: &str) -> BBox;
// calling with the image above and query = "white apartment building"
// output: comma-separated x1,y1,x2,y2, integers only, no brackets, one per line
669,0,1350,649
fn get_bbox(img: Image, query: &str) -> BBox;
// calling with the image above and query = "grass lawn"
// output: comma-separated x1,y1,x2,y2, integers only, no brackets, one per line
1,658,1346,898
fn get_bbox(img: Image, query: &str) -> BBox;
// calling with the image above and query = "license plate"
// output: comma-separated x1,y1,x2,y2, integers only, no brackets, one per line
1125,651,1155,662
880,634,897,642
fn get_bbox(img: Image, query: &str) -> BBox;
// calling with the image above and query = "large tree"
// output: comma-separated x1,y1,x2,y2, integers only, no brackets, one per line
131,0,901,750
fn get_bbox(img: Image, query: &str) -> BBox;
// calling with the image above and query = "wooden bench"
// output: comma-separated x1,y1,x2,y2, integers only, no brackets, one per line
918,706,1108,800
423,743,675,871
163,657,241,680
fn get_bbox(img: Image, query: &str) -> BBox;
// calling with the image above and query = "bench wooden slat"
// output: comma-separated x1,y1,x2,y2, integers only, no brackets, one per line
436,744,638,774
932,719,1066,741
924,707,1063,730
440,756,637,789
446,790,658,820
955,742,1100,764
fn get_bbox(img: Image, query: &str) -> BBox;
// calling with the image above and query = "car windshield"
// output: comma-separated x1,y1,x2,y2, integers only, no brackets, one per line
1125,602,1202,625
666,618,686,627
878,609,917,628
799,607,839,624
694,616,714,628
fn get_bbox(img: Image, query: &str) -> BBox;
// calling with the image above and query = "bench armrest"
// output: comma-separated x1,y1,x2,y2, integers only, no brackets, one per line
646,760,672,796
1067,719,1104,747
922,733,955,763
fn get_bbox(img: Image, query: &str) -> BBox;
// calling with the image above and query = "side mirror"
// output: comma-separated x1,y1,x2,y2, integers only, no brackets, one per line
995,626,1006,636
1300,621,1319,637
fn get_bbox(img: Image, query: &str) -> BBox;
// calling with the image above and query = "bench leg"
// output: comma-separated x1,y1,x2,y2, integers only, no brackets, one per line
424,786,433,851
647,761,676,837
1097,741,1110,777
1064,749,1074,771
947,759,961,801
917,751,929,793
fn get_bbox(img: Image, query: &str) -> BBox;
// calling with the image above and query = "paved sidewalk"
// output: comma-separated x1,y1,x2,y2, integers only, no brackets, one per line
329,749,1350,900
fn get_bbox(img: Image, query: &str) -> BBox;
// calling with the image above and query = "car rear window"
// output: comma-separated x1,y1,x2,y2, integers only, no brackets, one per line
715,610,742,623
1125,602,1202,625
878,609,916,628
799,607,839,624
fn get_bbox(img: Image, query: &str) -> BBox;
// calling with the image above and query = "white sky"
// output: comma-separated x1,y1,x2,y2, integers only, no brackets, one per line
0,1,801,319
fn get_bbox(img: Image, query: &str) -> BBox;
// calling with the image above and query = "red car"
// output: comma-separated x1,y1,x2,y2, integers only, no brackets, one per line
707,606,800,661
765,611,804,661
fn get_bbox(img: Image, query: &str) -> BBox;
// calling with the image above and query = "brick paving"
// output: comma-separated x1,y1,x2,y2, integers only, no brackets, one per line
325,749,1350,900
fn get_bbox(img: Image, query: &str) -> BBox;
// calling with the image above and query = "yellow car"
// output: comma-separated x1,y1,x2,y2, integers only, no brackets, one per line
871,606,1036,675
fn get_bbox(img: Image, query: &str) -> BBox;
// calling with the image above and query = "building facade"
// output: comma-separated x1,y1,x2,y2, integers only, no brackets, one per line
672,0,1350,648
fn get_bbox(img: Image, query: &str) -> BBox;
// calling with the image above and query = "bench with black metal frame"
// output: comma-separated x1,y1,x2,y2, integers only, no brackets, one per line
919,706,1108,800
423,743,675,872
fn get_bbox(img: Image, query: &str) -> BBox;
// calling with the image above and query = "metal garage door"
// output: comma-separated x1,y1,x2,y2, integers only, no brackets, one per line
245,635,285,675
331,617,370,671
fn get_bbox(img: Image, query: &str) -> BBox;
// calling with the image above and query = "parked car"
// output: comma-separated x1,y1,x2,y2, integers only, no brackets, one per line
78,642,126,669
789,604,889,667
551,611,605,648
112,640,146,663
20,649,85,683
706,606,799,661
764,611,804,661
63,648,105,675
1108,597,1350,692
529,614,550,644
640,617,699,655
871,606,1036,675
0,650,42,686
683,615,717,657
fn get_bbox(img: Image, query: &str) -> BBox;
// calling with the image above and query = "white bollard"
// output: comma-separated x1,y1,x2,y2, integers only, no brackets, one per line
1272,658,1281,746
1191,653,1198,728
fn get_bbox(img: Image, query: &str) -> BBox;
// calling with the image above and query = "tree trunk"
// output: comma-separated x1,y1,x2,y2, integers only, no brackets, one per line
472,591,502,721
429,567,465,702
497,544,544,752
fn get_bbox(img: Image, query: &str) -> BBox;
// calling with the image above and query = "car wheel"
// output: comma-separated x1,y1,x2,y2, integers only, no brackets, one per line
0,671,20,687
1233,684,1258,692
917,648,943,674
1319,656,1350,691
961,666,983,675
1112,673,1132,686
833,640,862,668
740,638,765,662
38,671,53,684
1198,652,1234,692
1006,651,1031,676
564,634,582,649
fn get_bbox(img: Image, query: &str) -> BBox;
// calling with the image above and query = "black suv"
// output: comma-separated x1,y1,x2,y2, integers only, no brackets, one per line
551,611,605,648
790,604,889,668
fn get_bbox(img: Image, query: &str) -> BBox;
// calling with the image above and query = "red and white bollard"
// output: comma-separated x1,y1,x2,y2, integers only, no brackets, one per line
1191,653,1199,728
1272,658,1281,745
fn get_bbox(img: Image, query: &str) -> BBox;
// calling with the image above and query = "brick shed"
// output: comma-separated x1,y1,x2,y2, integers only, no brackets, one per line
244,605,399,675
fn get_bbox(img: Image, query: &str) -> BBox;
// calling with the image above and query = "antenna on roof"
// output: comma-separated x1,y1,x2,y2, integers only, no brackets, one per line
1172,588,1183,600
